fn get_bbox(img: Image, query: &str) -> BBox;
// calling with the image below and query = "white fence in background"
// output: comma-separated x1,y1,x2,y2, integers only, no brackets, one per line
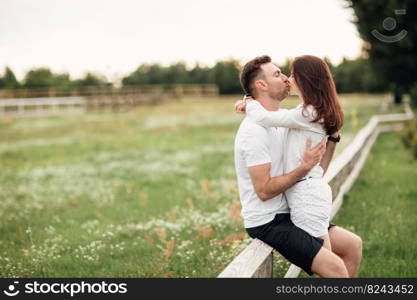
0,97,86,118
0,84,220,119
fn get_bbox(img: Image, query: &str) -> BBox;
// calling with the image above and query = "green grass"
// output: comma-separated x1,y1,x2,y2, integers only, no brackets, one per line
0,94,390,277
298,131,417,277
335,132,417,277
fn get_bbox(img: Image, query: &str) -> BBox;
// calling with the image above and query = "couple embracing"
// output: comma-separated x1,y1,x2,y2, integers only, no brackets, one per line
234,55,362,277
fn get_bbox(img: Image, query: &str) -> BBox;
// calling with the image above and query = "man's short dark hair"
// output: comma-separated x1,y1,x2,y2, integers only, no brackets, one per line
240,55,271,97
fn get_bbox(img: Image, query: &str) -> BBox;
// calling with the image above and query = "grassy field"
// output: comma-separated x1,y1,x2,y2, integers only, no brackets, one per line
0,94,390,277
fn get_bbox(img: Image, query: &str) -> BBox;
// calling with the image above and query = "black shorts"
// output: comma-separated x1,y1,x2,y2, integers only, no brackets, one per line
246,213,336,276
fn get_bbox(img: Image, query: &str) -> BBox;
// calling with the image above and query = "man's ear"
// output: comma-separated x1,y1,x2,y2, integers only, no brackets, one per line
254,79,267,92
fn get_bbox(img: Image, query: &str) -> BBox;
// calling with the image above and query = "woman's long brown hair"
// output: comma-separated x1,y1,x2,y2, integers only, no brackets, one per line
291,55,344,135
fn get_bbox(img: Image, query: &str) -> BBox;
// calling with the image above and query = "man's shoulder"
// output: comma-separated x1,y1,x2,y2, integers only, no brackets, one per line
235,118,271,152
237,117,269,137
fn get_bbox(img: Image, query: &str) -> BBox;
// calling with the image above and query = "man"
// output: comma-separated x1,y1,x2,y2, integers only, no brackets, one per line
234,55,362,277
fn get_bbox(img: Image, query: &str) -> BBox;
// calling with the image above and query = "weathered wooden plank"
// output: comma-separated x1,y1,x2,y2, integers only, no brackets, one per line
377,113,414,123
0,84,219,99
217,239,273,278
252,252,273,278
0,97,86,107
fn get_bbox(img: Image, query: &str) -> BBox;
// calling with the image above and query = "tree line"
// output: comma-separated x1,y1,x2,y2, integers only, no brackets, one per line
0,56,387,95
0,67,110,91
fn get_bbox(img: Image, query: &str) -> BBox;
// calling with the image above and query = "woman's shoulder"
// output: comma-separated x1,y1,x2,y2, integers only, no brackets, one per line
295,104,326,134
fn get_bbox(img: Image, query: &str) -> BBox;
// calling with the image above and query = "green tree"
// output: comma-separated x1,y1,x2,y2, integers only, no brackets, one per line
122,63,169,85
122,64,150,85
333,57,367,93
24,68,82,90
346,0,417,102
73,72,108,87
212,59,241,94
0,67,20,89
53,73,72,91
189,64,214,84
147,64,166,84
164,62,189,84
23,68,55,89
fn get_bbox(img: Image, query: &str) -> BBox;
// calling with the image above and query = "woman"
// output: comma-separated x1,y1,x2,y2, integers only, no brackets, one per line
235,55,343,251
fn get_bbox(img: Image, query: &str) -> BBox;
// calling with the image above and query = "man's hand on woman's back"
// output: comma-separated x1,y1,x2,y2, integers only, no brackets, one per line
301,138,326,171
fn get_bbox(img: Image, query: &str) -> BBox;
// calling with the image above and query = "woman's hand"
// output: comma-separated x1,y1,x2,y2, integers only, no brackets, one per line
234,99,246,114
234,95,253,114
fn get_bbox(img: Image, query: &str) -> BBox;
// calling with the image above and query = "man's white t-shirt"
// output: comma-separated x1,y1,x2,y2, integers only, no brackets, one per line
234,117,290,228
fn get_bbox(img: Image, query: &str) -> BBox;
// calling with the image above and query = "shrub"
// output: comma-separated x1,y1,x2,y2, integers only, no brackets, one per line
410,84,417,109
400,119,417,158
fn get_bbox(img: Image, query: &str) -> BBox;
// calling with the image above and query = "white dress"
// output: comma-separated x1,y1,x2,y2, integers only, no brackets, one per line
246,100,332,237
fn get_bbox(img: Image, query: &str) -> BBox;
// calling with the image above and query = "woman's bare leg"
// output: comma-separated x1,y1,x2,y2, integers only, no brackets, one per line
314,232,342,278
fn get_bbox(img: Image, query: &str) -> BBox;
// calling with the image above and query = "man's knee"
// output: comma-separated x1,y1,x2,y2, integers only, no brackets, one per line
332,227,363,259
345,234,363,259
352,234,363,260
354,234,363,250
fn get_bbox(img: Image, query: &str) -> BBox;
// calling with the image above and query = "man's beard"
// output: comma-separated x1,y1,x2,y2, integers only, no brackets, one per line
269,88,290,101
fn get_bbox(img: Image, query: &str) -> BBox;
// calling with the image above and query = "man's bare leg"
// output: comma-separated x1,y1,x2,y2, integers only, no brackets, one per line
329,226,363,277
311,246,349,277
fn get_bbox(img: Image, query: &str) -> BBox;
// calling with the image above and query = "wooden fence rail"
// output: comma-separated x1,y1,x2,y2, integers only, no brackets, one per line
0,97,86,118
0,84,219,118
0,84,219,99
218,103,415,278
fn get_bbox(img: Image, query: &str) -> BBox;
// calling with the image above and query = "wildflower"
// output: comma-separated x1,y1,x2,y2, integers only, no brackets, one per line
196,226,214,240
185,197,194,210
165,240,175,260
154,228,167,243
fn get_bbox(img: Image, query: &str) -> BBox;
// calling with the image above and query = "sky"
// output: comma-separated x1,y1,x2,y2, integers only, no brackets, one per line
0,0,362,82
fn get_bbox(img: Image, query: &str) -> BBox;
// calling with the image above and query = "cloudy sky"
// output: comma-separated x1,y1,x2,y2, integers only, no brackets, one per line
1,0,362,81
